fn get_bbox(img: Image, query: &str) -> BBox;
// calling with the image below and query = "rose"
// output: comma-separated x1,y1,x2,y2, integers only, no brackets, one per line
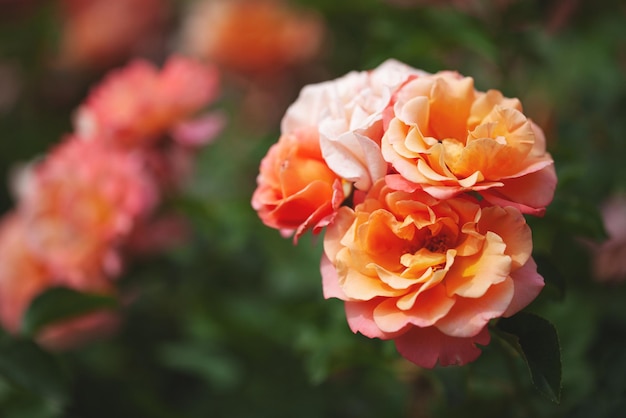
281,59,426,191
251,127,344,239
180,0,325,75
54,0,168,70
15,137,158,282
0,213,115,341
381,70,557,215
74,55,222,149
322,179,544,367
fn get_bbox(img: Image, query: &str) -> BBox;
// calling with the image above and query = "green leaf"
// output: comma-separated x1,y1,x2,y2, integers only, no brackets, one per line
496,313,562,403
0,336,70,406
533,253,566,300
21,287,118,337
545,195,608,241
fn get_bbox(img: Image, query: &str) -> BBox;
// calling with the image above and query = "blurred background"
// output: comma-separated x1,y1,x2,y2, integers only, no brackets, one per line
0,0,625,417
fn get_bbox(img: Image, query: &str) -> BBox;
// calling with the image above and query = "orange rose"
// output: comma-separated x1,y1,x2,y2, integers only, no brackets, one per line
381,71,556,215
252,127,344,239
322,179,544,367
180,0,324,75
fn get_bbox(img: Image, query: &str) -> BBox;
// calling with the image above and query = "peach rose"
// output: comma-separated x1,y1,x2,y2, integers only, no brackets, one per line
74,55,222,149
252,127,344,239
281,59,427,191
322,179,544,367
15,137,158,283
381,71,556,215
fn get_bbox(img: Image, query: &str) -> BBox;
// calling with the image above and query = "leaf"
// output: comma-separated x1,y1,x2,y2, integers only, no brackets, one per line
0,335,70,406
533,253,566,300
21,287,118,337
546,195,608,241
157,342,243,390
496,313,562,403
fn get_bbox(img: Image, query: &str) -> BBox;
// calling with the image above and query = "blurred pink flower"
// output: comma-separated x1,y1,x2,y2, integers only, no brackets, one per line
0,213,117,348
0,213,56,334
14,136,158,283
591,194,626,283
74,55,222,149
180,0,325,76
54,0,169,70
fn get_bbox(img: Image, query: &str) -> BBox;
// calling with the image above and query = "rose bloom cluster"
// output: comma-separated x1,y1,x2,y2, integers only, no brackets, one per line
252,59,557,368
0,55,222,349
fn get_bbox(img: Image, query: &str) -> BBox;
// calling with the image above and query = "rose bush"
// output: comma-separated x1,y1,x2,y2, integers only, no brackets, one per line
0,53,225,349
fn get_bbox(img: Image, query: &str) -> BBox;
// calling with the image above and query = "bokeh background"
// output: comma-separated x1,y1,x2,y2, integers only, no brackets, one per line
0,0,625,417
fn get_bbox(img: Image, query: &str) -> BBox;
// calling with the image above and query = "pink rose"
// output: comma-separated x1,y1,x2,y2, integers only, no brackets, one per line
0,213,114,337
15,137,158,283
74,55,221,149
281,59,427,191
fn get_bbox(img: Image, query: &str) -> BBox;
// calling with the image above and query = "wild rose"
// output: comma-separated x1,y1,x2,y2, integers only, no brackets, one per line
252,127,344,239
322,179,544,367
282,59,427,191
381,70,557,215
74,55,222,149
15,136,158,283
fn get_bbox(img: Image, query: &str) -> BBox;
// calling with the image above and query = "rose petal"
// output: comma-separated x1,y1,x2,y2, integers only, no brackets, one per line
394,325,490,368
436,277,514,338
503,257,545,317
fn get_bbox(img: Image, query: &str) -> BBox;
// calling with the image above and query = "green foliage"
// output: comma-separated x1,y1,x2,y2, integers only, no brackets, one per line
496,313,562,403
21,288,118,337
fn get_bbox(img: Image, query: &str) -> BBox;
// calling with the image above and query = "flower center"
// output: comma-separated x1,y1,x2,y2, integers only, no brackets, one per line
425,234,449,253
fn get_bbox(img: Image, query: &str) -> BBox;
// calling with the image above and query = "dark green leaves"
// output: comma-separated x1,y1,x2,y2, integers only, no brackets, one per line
21,287,118,337
496,313,562,403
0,335,70,408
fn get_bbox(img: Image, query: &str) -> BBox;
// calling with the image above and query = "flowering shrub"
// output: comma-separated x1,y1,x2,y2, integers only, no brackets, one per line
0,55,222,348
253,59,556,367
